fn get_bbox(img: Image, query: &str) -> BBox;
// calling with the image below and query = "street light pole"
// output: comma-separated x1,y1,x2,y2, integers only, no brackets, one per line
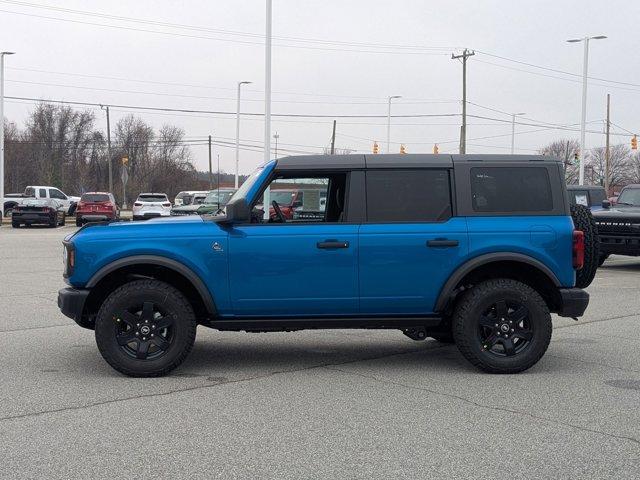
263,0,272,221
0,51,15,220
273,131,279,158
386,95,401,154
510,112,526,154
567,35,606,185
235,80,252,189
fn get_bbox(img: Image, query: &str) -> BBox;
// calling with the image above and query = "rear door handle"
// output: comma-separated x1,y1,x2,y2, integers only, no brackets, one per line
427,239,459,248
317,240,349,249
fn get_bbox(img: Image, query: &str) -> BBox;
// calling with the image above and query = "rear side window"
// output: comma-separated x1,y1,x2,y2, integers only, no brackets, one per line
366,169,452,222
81,194,110,202
39,188,47,198
471,167,552,212
568,190,589,207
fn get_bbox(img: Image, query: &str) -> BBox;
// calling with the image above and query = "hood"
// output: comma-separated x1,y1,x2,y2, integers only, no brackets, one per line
171,204,202,212
593,205,640,219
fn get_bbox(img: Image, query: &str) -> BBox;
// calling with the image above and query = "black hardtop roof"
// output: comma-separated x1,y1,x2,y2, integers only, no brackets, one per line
274,153,559,170
566,184,606,191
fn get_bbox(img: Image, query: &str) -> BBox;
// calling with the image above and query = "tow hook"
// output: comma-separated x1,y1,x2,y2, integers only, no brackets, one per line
403,327,427,341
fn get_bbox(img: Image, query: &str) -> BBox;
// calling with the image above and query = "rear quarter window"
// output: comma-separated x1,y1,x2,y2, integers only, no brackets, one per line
470,167,553,213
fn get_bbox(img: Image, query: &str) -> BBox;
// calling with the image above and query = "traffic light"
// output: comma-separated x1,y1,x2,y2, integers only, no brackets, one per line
632,135,638,150
400,144,406,154
433,144,439,154
573,150,579,162
121,156,129,166
373,141,379,154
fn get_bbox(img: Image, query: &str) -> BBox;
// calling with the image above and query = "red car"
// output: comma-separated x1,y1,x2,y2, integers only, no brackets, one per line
75,192,120,227
269,189,302,220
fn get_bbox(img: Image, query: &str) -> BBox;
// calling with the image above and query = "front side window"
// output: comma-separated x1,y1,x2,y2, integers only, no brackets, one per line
589,189,606,206
50,189,67,200
251,174,346,224
366,169,452,222
471,167,552,213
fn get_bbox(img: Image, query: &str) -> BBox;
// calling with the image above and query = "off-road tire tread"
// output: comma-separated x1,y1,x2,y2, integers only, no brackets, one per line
95,279,197,377
570,204,599,288
452,278,552,374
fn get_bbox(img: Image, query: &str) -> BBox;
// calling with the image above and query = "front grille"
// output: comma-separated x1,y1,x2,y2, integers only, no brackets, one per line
595,219,640,235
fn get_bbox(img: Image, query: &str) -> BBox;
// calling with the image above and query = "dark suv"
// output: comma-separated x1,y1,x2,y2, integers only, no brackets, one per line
593,184,640,263
58,154,591,377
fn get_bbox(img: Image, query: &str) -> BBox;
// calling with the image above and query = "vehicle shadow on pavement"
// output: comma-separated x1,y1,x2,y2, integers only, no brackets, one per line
600,262,640,271
176,338,472,376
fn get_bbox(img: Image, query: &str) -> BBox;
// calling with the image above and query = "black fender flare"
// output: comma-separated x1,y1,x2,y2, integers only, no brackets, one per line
434,252,561,312
86,255,217,315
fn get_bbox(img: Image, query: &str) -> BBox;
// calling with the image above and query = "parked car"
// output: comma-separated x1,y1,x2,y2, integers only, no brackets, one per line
75,192,120,227
132,193,172,220
566,185,607,211
12,198,66,228
59,154,594,377
195,188,237,215
3,185,80,217
593,183,640,265
174,191,209,207
170,193,208,216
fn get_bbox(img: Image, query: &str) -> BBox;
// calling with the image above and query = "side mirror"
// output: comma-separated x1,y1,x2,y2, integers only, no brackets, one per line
218,198,250,224
602,200,611,209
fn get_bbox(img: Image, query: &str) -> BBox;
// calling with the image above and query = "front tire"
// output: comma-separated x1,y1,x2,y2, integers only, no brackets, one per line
95,279,197,377
11,221,20,228
452,278,552,374
76,218,83,227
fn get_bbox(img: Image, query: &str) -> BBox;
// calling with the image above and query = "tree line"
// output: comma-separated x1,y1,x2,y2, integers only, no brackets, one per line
3,103,639,202
539,139,640,193
3,103,202,203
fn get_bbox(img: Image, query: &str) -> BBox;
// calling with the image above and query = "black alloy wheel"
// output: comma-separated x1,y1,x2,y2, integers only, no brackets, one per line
452,278,552,374
95,279,197,377
115,301,175,360
477,300,532,357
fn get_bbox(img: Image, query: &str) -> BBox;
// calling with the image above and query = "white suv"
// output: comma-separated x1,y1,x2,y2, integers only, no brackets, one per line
132,193,172,220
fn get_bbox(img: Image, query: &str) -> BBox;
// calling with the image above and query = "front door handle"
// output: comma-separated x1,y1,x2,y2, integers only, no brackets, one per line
427,239,459,248
317,240,349,249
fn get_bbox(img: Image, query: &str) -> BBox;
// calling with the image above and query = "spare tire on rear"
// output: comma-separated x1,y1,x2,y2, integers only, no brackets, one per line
570,204,599,288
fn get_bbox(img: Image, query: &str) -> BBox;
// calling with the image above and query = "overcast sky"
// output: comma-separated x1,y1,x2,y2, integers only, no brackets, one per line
1,0,639,174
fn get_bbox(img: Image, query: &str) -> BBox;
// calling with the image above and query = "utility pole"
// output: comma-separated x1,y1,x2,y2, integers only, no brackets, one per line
273,131,279,158
208,135,213,190
451,48,475,154
217,154,220,190
605,93,610,194
510,112,526,154
105,106,113,193
235,80,252,189
330,120,336,154
386,95,401,153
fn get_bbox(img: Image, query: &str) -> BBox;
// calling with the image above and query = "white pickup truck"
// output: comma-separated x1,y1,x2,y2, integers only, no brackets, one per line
3,186,80,216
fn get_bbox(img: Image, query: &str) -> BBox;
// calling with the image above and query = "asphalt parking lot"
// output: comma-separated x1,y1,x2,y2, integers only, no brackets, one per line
1,225,639,479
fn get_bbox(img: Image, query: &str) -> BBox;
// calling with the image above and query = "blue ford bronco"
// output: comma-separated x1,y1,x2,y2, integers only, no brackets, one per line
58,154,593,376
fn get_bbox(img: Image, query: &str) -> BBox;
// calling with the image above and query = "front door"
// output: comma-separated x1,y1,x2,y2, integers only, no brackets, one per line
228,172,359,317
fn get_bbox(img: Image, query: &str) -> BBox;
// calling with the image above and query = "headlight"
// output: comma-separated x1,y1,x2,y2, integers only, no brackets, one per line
63,242,75,278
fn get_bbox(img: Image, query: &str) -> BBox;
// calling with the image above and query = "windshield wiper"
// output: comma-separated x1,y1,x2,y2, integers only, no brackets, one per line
616,201,635,206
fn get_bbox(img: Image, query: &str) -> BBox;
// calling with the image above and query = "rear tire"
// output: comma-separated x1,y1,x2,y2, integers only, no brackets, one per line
59,214,66,226
570,204,599,288
452,278,552,374
598,253,609,267
95,279,197,377
76,218,83,227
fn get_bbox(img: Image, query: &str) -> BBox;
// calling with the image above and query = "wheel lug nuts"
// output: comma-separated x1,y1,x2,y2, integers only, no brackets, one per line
509,320,513,324
511,329,514,332
135,332,139,336
136,323,140,327
150,334,154,337
142,337,146,341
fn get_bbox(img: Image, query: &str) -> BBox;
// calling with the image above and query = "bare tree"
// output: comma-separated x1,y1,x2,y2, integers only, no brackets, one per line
539,139,580,184
587,144,632,191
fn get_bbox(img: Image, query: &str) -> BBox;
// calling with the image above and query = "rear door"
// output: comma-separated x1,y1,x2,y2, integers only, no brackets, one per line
359,168,468,315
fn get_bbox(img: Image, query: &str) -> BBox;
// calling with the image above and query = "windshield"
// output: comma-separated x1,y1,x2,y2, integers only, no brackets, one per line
204,190,235,205
230,167,263,203
617,188,640,206
81,193,110,203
